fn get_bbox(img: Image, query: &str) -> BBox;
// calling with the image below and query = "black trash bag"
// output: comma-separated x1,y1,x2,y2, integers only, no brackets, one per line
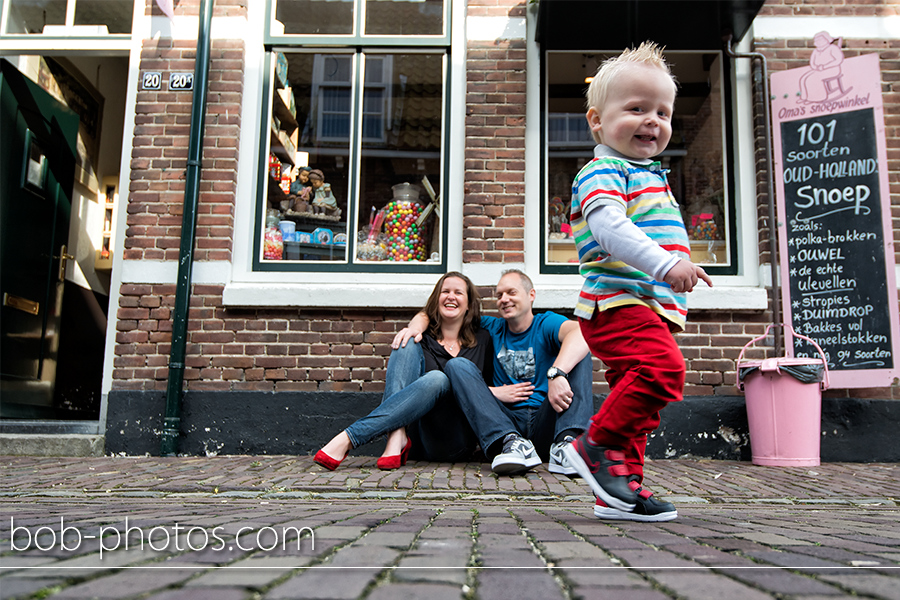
738,363,825,384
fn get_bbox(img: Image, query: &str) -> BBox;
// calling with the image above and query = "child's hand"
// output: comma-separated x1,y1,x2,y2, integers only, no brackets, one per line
664,259,713,293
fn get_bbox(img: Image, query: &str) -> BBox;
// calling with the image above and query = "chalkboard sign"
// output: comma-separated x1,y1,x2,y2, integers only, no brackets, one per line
780,109,892,370
772,51,899,388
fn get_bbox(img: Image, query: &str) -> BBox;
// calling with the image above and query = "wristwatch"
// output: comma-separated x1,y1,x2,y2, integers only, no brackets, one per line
547,366,568,380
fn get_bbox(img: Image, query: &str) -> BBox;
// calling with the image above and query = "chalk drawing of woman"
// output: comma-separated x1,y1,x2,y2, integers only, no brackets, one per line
798,31,846,104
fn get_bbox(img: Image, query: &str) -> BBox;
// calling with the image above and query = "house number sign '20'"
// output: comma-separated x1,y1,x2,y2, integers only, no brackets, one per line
141,72,193,91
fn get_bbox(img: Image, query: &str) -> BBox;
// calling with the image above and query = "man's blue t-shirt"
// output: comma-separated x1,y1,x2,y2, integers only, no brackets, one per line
479,312,568,409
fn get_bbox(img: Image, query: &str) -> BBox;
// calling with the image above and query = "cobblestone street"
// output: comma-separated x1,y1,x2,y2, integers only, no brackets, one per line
1,456,898,599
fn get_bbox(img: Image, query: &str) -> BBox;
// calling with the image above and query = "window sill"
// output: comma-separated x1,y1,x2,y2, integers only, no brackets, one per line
223,281,769,311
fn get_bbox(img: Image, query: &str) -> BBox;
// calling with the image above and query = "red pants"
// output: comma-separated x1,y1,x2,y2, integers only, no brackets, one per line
579,305,685,482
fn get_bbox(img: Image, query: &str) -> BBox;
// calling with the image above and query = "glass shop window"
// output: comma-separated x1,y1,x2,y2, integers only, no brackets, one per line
274,0,445,37
3,0,134,35
259,50,446,268
544,50,735,273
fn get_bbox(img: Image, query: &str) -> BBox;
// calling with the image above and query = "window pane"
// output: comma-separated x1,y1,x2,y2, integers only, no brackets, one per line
356,53,443,263
263,52,351,263
274,0,354,35
544,51,731,268
322,55,352,83
320,88,351,139
365,0,444,36
6,0,67,34
74,0,133,34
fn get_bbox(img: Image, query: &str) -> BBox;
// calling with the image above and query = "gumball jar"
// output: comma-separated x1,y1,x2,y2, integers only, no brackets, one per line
383,200,427,261
690,220,719,241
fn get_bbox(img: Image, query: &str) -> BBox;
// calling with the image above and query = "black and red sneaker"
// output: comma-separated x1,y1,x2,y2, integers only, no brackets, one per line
594,478,677,522
561,434,636,512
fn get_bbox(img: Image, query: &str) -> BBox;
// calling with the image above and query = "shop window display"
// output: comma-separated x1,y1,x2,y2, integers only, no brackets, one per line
259,51,445,266
544,51,734,271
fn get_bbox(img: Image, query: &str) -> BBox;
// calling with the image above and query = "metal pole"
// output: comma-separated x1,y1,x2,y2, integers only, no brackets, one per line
160,0,215,456
725,36,783,355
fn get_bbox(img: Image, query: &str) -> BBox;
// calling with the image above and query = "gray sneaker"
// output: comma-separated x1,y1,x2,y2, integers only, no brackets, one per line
548,436,578,475
491,433,541,475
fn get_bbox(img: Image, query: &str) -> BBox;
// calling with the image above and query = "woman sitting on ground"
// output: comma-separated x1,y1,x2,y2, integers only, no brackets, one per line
314,272,493,470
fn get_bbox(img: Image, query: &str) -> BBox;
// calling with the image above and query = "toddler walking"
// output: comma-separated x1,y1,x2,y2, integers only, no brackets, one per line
562,42,712,522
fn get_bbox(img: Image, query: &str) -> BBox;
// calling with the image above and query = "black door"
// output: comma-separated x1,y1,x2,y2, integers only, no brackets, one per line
0,59,80,418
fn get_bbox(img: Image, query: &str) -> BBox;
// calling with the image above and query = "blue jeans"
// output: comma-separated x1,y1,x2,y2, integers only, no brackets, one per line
444,355,594,460
344,342,476,461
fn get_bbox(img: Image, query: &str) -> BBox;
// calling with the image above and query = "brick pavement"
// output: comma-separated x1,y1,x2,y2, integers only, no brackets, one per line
0,456,898,599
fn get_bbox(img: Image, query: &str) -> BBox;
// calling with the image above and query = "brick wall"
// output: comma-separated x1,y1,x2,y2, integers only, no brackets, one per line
463,40,527,264
126,38,241,263
758,0,900,16
147,0,248,18
111,0,899,402
466,0,526,18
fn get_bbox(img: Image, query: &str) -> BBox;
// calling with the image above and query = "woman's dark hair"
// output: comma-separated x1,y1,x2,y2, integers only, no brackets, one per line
423,272,482,348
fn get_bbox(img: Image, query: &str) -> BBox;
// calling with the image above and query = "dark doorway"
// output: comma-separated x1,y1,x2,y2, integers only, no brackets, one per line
0,58,81,419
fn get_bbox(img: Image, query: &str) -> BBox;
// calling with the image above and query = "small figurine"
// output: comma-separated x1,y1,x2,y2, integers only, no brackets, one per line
307,169,325,204
291,166,312,195
314,183,338,212
308,170,341,218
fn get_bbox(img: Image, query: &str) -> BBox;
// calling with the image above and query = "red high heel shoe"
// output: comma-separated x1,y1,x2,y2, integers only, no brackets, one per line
376,438,412,470
314,449,344,471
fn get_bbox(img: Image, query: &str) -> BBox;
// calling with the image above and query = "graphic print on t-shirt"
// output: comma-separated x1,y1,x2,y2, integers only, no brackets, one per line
497,346,535,382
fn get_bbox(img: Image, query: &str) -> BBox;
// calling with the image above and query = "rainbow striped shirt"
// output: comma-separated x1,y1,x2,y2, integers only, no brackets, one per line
570,145,690,330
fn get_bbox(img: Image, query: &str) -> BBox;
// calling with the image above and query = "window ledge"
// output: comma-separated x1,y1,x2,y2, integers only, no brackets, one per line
532,285,768,312
223,282,769,311
223,282,435,309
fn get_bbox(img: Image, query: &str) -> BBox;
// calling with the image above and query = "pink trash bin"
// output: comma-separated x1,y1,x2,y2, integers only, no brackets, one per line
737,325,829,467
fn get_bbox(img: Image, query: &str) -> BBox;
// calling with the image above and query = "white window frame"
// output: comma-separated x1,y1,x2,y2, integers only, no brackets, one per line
223,0,465,308
0,0,135,37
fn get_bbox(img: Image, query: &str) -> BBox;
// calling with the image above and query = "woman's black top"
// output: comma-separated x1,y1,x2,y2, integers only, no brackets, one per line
420,327,494,387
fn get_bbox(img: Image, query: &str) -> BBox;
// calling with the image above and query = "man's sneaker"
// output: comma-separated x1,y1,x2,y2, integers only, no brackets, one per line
594,478,677,522
548,436,578,475
491,433,541,475
561,435,637,512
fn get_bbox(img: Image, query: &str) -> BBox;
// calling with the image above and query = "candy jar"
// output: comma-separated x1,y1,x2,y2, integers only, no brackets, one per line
264,223,283,260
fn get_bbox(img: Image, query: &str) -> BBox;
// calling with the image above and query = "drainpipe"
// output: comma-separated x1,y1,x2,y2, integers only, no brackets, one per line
160,0,215,456
724,35,782,355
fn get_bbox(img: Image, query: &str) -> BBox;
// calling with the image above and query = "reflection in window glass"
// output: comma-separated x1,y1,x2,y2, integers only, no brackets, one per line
24,136,46,190
74,0,133,34
544,51,731,268
6,0,67,34
274,0,354,35
260,51,445,266
365,0,444,36
5,0,131,34
357,53,443,263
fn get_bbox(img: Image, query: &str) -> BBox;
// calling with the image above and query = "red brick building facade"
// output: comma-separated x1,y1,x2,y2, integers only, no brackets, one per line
1,0,897,458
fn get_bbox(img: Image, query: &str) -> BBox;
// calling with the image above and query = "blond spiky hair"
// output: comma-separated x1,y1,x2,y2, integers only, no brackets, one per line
585,41,677,134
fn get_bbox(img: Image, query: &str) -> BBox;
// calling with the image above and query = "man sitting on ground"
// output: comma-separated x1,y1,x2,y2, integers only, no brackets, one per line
394,269,593,475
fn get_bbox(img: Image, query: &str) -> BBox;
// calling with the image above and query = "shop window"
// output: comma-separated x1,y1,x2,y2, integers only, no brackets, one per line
3,0,133,35
257,50,446,269
543,50,736,274
274,0,445,37
261,0,450,271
